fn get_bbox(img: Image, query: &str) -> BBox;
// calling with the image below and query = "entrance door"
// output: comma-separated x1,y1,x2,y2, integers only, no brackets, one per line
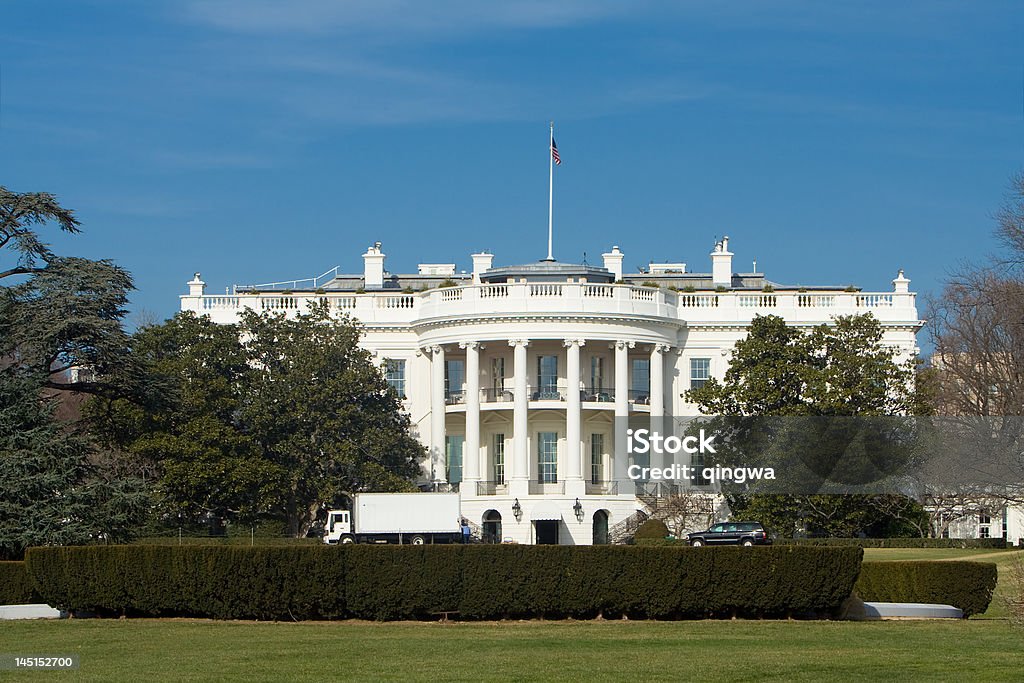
482,510,502,544
535,520,559,545
593,510,609,545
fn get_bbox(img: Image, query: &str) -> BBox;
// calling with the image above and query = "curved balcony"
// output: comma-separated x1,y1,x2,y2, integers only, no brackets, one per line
416,283,678,324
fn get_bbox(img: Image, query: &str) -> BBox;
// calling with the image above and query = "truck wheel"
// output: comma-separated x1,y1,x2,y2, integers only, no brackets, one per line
691,539,704,547
410,535,426,545
340,535,356,544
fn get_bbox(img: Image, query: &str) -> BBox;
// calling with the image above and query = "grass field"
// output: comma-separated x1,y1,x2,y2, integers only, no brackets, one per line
0,619,1020,682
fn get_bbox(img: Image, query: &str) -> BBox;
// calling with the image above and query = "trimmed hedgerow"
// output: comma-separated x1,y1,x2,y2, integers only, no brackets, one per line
777,538,1008,549
0,561,39,605
642,538,1010,549
25,545,862,621
855,560,998,617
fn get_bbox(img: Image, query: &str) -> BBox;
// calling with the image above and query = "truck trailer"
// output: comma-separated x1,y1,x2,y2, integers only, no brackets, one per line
323,492,462,545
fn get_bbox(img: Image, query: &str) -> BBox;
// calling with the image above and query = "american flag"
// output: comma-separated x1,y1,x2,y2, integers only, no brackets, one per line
551,138,561,165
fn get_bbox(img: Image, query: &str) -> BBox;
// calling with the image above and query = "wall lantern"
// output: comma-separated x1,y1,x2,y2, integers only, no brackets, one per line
573,498,584,522
512,498,522,521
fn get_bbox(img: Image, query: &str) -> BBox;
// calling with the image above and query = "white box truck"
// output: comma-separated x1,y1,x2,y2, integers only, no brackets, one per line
323,492,463,545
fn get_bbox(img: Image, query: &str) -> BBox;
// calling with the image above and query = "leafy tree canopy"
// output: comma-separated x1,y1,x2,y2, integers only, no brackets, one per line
93,304,424,537
0,187,148,557
686,313,928,537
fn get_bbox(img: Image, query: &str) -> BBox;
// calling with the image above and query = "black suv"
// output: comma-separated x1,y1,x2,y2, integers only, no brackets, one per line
686,521,771,547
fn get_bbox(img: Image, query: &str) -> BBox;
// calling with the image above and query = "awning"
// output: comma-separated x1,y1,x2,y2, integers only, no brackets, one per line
530,501,563,521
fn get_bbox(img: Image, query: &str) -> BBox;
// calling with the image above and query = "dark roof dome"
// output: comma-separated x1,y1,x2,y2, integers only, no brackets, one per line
480,261,615,283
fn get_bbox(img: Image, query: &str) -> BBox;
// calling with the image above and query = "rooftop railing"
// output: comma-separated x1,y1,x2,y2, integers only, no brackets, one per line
185,283,917,325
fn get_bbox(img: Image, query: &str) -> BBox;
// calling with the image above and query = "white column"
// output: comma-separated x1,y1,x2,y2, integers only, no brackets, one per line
429,344,446,483
650,344,668,473
613,340,633,489
510,339,530,496
564,339,585,493
461,341,481,489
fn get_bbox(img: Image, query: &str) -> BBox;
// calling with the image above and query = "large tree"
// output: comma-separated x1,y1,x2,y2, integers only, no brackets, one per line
0,186,148,557
0,187,136,396
686,313,928,537
95,303,424,537
239,302,423,536
925,171,1024,529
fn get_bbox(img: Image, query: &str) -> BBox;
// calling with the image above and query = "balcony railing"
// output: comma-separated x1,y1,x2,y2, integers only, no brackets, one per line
531,389,564,401
586,480,619,495
421,482,460,493
476,481,507,496
583,387,614,402
529,481,564,495
628,390,651,404
481,388,514,403
445,390,465,405
189,283,916,327
635,481,680,497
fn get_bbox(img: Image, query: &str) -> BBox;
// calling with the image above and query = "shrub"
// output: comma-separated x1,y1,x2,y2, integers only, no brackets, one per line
777,538,1007,549
0,561,40,605
634,519,669,541
25,545,862,621
855,561,997,617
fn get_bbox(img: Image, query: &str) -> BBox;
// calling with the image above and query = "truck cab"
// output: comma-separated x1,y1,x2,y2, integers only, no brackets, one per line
324,510,353,544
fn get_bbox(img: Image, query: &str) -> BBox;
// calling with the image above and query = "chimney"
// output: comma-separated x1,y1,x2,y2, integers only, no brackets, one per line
472,252,494,283
602,246,624,281
892,269,910,293
363,242,385,289
711,236,733,288
188,272,206,297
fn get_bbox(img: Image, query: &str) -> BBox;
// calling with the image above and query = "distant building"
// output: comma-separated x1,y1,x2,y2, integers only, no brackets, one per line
181,237,921,544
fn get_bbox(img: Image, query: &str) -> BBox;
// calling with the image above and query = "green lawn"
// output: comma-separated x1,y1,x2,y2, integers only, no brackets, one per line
863,547,1022,620
0,619,1020,682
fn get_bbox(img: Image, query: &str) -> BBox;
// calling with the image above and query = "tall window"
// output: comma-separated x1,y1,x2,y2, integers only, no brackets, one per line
591,433,604,484
590,356,605,390
631,358,650,397
446,359,465,400
692,453,709,486
491,357,506,392
537,355,558,398
383,359,406,399
493,433,505,485
537,431,558,483
690,358,711,390
446,435,464,484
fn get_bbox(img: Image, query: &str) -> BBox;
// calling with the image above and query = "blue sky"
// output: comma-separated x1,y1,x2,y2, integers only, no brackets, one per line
2,1,1022,329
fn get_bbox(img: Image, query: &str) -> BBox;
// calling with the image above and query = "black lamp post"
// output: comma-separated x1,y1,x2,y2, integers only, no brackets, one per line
512,498,522,521
573,498,584,522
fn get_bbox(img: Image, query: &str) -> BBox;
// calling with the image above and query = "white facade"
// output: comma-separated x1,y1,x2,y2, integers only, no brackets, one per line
180,237,922,545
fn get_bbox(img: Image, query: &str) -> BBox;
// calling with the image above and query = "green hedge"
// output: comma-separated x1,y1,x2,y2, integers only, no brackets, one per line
777,538,1008,549
0,561,40,605
25,545,863,621
856,561,998,617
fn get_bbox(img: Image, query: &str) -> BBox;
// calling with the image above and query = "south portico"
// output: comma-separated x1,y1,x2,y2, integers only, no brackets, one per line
416,318,684,544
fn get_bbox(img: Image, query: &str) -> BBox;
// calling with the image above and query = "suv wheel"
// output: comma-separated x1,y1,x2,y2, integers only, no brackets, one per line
741,539,754,547
691,539,704,547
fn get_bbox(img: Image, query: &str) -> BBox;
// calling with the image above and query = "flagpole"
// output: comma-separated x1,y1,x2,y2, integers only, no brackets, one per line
547,120,554,261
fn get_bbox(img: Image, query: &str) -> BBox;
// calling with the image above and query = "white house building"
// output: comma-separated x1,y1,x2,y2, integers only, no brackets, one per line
180,237,922,545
